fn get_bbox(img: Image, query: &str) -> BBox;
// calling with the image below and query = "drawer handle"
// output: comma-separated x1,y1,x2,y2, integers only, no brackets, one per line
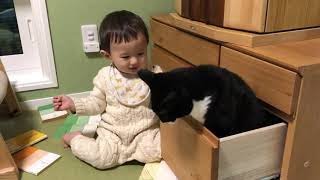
304,161,311,168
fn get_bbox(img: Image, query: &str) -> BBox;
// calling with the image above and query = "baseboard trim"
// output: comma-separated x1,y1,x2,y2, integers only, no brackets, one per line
20,91,90,110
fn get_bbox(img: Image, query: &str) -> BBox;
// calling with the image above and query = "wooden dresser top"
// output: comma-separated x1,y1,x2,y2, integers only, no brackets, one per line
152,14,320,74
225,39,320,74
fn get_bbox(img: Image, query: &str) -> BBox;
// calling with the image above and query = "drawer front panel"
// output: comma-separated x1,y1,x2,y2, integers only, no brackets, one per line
161,118,219,180
151,19,220,66
218,123,287,179
151,46,192,71
161,116,286,180
220,46,300,115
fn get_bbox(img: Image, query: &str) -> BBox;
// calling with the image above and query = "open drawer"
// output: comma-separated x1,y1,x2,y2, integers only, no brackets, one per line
160,116,287,180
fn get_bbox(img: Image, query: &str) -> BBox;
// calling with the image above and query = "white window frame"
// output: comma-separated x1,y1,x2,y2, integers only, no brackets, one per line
1,0,57,92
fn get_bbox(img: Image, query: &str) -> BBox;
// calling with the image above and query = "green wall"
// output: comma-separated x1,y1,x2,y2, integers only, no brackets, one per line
17,0,174,101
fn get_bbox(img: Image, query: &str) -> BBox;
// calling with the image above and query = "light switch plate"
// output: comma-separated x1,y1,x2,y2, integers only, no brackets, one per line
81,24,100,53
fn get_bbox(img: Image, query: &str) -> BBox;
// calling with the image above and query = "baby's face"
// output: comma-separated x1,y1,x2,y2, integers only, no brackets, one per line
109,33,148,75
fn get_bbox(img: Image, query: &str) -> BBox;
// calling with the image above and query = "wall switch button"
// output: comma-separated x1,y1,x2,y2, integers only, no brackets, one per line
81,24,100,53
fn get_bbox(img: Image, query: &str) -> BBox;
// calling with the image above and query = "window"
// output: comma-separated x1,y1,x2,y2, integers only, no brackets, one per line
0,0,22,56
0,0,57,92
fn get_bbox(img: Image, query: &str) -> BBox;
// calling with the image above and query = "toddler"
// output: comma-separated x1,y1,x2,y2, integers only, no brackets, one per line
53,10,161,169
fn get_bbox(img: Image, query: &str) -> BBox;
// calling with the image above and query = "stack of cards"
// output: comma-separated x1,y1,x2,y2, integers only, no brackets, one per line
38,104,68,122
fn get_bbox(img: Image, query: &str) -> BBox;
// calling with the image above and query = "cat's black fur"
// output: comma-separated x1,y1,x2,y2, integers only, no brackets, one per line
138,65,270,137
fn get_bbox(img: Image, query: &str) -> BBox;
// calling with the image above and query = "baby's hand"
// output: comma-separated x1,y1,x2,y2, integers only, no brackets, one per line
62,131,82,148
53,95,75,112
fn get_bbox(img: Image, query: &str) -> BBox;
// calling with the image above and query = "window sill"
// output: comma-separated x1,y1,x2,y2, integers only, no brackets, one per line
7,68,57,92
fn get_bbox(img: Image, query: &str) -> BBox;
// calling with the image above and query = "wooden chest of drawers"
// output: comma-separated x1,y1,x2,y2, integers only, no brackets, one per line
152,15,320,180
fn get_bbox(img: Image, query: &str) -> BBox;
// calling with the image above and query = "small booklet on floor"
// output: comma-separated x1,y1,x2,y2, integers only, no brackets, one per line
5,130,48,154
139,162,160,180
13,146,60,175
139,160,177,180
37,104,68,122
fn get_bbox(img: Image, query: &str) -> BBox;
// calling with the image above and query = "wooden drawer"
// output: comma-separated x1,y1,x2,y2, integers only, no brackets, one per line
151,19,220,66
161,117,287,180
176,0,320,33
151,46,192,71
220,47,301,115
0,134,19,180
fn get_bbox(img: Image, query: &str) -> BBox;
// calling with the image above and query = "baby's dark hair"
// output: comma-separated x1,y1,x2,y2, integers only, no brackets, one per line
99,10,149,53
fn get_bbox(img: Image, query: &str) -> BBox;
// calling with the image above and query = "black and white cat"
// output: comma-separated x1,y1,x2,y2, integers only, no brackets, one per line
138,65,268,137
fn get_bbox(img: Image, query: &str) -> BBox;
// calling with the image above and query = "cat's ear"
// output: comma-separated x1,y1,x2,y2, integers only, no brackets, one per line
138,69,155,86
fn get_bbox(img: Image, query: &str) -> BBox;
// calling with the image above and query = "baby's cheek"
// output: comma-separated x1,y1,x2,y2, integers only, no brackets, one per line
140,60,147,68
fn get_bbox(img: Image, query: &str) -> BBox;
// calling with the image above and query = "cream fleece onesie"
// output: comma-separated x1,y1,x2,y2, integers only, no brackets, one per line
69,65,161,169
